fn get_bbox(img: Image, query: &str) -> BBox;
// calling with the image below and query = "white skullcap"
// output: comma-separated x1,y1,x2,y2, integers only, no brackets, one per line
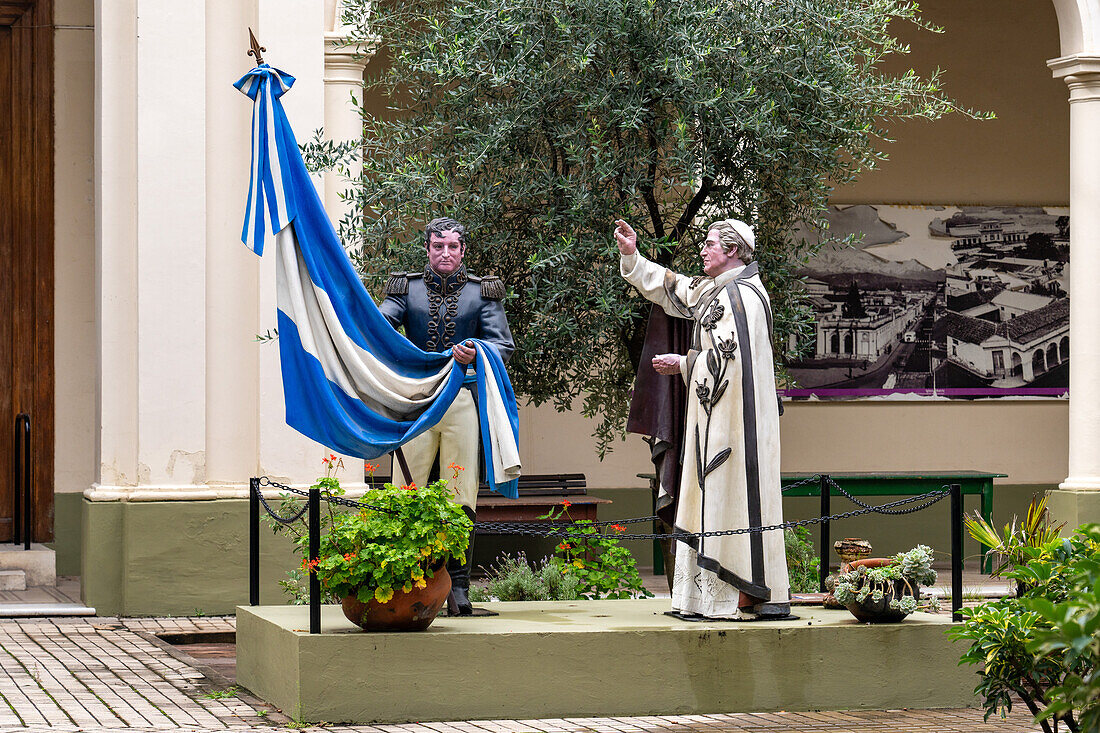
710,218,756,253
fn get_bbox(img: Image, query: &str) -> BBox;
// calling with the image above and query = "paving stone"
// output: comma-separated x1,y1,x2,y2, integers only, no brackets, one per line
0,615,1046,733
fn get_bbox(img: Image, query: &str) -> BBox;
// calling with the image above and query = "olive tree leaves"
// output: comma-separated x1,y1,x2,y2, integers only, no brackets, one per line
336,0,988,454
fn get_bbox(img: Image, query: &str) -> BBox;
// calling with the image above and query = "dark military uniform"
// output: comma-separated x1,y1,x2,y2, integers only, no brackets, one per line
378,264,514,614
379,265,514,362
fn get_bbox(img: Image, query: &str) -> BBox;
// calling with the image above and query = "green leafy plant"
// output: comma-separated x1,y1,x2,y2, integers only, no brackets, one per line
950,525,1100,733
833,545,937,616
468,553,582,602
266,456,473,605
337,0,989,453
965,495,1066,580
784,526,820,594
540,503,652,599
1025,525,1100,732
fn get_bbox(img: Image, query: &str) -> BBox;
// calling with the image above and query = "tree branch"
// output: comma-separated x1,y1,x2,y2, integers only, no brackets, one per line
671,176,714,243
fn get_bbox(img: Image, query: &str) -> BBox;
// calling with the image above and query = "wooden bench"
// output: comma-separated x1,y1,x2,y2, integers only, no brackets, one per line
368,468,610,523
476,473,610,523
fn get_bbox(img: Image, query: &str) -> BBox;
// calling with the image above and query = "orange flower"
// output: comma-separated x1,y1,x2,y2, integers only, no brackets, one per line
561,499,572,508
557,542,571,551
401,483,418,491
612,524,625,533
448,462,464,472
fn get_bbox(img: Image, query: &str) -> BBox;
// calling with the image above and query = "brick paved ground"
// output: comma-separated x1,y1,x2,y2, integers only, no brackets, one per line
0,616,1040,732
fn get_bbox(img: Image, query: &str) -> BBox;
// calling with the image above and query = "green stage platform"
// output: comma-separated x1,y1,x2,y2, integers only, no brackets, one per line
237,600,978,724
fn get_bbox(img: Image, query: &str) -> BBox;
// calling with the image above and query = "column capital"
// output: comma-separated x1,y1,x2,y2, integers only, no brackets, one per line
1049,54,1100,101
324,32,378,84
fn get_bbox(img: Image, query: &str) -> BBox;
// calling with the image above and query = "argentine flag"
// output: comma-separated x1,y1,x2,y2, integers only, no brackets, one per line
234,64,520,497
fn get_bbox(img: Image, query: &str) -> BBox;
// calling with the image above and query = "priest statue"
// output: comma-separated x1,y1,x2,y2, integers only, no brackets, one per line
614,218,791,620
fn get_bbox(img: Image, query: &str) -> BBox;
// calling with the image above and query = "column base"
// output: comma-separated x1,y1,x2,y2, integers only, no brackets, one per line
1047,486,1100,530
81,496,300,616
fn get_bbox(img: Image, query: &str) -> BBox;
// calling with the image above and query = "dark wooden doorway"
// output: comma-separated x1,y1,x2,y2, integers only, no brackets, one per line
0,0,54,542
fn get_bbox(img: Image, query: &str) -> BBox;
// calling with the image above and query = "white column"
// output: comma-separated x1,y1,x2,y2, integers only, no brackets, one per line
93,0,139,489
92,1,374,501
322,0,377,226
205,0,261,487
1050,55,1100,494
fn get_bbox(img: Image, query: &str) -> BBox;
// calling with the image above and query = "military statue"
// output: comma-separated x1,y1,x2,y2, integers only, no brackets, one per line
378,217,515,615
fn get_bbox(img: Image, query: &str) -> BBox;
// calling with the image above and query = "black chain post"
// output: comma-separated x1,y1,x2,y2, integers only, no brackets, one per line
309,487,321,634
249,478,260,606
819,474,830,593
951,483,963,622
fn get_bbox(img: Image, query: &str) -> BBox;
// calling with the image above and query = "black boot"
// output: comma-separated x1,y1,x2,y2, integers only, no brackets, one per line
447,506,477,615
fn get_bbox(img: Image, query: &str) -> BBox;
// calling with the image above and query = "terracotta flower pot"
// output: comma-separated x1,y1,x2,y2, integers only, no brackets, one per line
341,564,451,632
848,557,894,570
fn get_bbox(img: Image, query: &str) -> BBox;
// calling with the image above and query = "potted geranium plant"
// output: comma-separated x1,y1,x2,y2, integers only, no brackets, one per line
833,544,937,623
279,456,473,631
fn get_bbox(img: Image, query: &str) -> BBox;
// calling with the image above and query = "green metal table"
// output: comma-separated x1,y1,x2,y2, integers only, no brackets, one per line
782,471,1006,575
646,470,1006,577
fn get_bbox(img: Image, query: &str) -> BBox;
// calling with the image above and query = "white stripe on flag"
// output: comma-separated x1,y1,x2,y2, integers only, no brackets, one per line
275,228,453,419
474,342,522,483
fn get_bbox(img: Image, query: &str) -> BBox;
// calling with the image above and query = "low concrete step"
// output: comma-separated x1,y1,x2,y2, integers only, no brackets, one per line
0,570,25,591
0,544,55,587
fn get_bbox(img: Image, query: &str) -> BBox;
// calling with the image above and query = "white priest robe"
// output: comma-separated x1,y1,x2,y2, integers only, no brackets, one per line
621,252,790,618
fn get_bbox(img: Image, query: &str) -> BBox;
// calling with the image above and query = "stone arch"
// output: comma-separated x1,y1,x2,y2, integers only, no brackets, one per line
1033,349,1048,375
1061,335,1070,360
1048,342,1060,365
843,333,853,355
1051,0,1100,56
830,332,840,354
1011,352,1023,377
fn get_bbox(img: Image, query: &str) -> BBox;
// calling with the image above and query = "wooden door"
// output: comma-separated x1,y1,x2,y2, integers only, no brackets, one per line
0,0,54,542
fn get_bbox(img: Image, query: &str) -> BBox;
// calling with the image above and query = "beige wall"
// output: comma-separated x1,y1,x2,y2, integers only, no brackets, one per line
813,0,1069,488
835,0,1069,206
54,0,95,494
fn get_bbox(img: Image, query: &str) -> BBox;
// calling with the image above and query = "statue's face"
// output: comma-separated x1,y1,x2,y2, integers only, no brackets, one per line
700,229,736,277
427,230,465,275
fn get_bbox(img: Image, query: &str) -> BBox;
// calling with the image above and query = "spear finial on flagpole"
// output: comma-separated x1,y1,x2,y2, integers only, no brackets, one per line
247,28,266,65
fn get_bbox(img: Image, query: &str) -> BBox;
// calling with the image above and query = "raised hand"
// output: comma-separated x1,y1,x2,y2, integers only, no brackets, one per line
614,219,638,256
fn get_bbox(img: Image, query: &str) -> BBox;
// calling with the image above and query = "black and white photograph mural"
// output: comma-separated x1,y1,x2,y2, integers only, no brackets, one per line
785,205,1069,398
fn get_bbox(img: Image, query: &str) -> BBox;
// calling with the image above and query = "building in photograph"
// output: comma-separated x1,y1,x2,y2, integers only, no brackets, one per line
942,299,1070,386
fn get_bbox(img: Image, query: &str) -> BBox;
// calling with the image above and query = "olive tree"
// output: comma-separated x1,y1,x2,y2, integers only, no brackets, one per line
334,0,987,452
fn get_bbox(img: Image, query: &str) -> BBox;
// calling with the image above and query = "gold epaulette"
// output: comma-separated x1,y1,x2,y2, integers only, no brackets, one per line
383,272,411,296
480,275,506,300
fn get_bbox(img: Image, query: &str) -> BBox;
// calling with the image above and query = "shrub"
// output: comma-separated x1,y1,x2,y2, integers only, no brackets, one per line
469,553,582,602
784,526,820,593
951,524,1100,733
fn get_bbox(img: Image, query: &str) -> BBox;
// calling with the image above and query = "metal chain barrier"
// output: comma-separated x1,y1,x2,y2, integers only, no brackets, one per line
825,476,949,516
252,475,949,542
254,485,310,524
781,474,824,494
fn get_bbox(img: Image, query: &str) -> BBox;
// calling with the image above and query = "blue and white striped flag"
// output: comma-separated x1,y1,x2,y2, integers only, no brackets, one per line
234,64,520,496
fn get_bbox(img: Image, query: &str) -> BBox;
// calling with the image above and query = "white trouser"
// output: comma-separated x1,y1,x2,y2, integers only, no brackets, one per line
401,388,479,509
